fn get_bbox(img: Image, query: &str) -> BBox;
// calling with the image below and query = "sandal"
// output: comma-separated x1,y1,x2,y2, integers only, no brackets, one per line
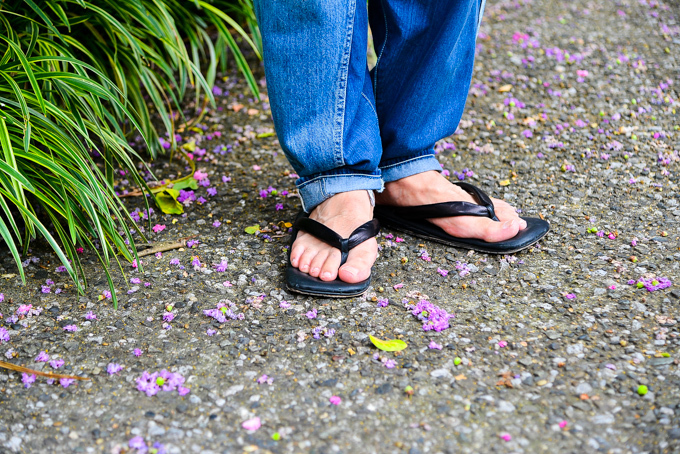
285,211,381,297
373,182,549,254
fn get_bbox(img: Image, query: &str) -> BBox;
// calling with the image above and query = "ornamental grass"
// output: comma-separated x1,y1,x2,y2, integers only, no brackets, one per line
0,0,259,306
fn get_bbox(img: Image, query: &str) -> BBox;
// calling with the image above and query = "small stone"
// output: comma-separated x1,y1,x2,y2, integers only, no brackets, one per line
575,383,593,395
431,369,453,379
497,401,515,412
519,358,533,367
545,331,559,340
641,410,656,423
592,413,615,424
649,357,673,367
375,383,392,395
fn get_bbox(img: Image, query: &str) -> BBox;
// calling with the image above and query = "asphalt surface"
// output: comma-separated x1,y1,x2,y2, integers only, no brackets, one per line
0,0,679,452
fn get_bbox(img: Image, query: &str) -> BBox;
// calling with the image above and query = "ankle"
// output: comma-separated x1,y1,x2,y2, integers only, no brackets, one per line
313,190,374,220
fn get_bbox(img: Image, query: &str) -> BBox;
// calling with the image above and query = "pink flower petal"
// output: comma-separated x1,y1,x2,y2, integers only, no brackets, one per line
242,416,261,431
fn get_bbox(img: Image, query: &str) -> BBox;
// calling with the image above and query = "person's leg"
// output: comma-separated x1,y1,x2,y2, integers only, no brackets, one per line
254,0,381,283
369,0,525,241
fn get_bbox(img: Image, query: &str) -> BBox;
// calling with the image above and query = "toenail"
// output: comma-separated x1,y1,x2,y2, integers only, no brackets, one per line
342,266,357,277
520,219,528,229
322,272,332,279
311,267,319,274
300,265,309,271
502,220,515,229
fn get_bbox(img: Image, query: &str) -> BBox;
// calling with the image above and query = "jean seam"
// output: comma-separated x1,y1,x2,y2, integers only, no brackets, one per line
361,92,378,118
372,0,389,103
298,172,383,189
379,153,437,171
333,0,357,168
478,0,486,28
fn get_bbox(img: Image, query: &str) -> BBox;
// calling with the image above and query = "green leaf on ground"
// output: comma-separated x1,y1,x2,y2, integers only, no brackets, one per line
172,179,198,191
156,189,183,215
244,224,260,234
369,335,407,352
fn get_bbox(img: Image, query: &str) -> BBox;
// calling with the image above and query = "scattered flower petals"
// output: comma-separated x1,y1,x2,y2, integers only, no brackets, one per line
60,378,75,388
242,416,261,431
22,373,36,388
329,396,342,405
107,363,123,375
428,341,443,350
410,300,452,332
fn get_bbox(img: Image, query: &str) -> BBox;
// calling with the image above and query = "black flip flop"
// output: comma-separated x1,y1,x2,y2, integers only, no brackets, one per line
373,182,549,254
285,211,381,297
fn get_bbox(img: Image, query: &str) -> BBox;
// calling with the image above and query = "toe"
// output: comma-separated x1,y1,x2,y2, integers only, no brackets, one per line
491,198,525,229
290,242,305,268
308,250,328,278
319,249,341,282
481,218,521,242
435,215,520,243
338,239,377,284
297,247,317,274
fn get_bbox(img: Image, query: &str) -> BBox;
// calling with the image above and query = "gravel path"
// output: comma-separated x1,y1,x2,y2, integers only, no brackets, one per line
1,0,679,452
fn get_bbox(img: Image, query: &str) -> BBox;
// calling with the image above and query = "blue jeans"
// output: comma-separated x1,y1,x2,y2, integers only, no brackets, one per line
254,0,485,211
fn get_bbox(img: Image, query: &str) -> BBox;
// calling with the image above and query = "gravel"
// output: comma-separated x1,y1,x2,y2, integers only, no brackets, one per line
1,0,679,452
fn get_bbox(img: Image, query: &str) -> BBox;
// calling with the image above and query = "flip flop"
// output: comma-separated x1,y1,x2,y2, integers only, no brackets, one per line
373,182,549,254
285,211,381,297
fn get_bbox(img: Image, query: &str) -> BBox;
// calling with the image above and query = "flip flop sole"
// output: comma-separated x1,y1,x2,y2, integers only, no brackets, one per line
285,266,371,298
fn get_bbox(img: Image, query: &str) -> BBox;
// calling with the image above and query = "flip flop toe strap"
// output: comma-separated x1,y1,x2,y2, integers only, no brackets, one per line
294,217,380,266
389,182,500,222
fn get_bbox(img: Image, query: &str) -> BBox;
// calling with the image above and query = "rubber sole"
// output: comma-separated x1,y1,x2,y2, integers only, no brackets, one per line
380,223,549,254
285,284,369,298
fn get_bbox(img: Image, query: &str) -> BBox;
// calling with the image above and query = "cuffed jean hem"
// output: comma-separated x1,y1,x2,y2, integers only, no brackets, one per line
379,153,443,183
297,173,384,213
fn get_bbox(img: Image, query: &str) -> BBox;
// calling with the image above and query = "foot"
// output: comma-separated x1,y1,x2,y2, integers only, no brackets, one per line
290,191,378,283
375,171,526,243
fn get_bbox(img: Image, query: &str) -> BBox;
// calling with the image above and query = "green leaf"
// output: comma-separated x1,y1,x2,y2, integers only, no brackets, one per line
369,335,408,352
244,224,260,235
155,189,183,215
171,178,198,191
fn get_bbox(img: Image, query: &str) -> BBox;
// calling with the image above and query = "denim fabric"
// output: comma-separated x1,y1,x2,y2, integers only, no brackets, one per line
255,0,484,211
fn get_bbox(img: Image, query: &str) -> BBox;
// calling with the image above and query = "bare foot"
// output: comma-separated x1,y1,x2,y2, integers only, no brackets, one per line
290,191,378,283
375,171,526,242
